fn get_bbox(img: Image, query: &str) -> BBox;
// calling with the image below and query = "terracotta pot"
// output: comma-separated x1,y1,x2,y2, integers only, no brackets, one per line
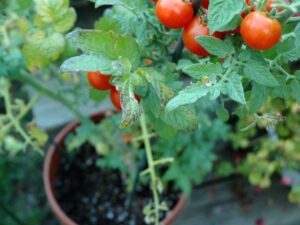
43,111,187,225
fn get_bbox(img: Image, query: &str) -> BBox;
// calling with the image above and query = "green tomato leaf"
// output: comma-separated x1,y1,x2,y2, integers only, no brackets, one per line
60,54,113,74
163,105,198,132
119,80,142,128
94,0,131,7
22,42,49,71
216,105,230,122
53,8,76,33
295,24,300,55
196,36,235,58
23,32,65,71
28,127,49,147
183,62,222,80
289,186,300,203
142,87,163,117
147,113,177,139
35,0,76,32
290,79,300,104
139,68,174,109
166,85,209,111
112,57,133,77
67,30,140,68
225,74,246,104
95,16,124,34
216,161,234,178
249,83,269,113
94,0,147,10
207,0,245,33
35,0,69,22
244,59,279,87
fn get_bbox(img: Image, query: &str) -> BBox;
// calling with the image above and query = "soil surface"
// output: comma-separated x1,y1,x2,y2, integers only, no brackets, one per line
55,144,179,225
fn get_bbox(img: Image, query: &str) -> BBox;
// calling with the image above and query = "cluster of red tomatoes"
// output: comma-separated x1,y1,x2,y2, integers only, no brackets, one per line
154,0,283,52
87,72,141,110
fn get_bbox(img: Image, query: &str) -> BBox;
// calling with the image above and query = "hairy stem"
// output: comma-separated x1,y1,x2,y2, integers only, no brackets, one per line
139,113,160,225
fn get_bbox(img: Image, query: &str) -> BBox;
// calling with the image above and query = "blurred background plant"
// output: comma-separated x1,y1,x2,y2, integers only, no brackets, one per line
0,0,89,224
0,0,89,155
0,152,57,225
228,98,300,204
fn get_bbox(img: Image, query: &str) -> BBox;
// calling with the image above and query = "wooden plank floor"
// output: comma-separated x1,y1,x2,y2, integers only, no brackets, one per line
173,179,300,225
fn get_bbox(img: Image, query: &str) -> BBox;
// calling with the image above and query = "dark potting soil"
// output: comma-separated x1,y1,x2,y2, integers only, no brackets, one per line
55,144,180,225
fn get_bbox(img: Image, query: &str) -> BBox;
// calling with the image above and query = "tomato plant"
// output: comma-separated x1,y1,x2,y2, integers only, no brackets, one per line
0,0,79,154
60,3,300,222
2,0,300,224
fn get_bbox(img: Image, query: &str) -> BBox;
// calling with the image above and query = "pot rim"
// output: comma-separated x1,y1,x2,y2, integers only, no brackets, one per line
43,111,187,225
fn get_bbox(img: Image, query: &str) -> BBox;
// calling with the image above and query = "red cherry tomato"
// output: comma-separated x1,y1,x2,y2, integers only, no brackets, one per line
156,0,194,29
241,11,281,50
110,88,122,110
202,0,209,9
110,88,141,111
182,16,224,56
87,72,113,91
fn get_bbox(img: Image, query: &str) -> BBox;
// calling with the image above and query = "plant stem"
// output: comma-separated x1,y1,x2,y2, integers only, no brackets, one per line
258,0,268,11
276,3,300,23
287,16,300,23
2,93,42,134
2,81,44,154
132,133,156,142
192,0,203,14
17,72,86,121
172,35,184,64
139,113,160,225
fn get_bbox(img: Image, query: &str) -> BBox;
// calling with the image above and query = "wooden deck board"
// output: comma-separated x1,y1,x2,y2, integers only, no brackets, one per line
174,179,300,225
